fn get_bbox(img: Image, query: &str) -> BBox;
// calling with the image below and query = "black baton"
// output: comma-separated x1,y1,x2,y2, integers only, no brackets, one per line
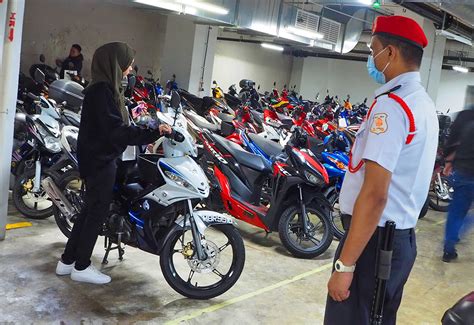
370,220,396,325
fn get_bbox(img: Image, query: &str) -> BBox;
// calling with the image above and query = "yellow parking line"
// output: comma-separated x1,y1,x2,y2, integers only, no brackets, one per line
165,262,333,325
6,222,33,230
434,219,446,226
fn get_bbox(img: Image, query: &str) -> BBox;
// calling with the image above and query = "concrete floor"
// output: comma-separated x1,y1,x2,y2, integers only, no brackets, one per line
1,201,473,325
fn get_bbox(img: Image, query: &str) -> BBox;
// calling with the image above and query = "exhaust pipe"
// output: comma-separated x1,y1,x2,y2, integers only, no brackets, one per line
41,176,78,220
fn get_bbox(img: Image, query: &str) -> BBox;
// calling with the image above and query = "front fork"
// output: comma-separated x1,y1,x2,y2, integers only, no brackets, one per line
187,199,207,261
32,160,42,193
298,185,310,234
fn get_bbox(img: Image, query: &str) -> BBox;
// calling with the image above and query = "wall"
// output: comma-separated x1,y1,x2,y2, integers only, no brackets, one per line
436,70,474,113
296,56,378,104
212,40,293,93
21,0,167,80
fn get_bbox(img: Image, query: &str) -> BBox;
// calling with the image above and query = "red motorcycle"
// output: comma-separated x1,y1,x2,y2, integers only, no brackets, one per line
200,127,333,258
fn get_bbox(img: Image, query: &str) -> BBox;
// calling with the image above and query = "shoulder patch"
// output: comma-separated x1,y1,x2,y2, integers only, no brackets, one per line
370,113,388,134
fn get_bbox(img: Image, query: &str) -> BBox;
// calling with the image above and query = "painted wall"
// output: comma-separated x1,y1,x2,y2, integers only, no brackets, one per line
21,0,167,80
436,70,474,113
296,56,378,105
212,40,293,93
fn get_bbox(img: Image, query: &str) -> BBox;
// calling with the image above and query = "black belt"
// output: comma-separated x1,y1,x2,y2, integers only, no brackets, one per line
341,214,414,236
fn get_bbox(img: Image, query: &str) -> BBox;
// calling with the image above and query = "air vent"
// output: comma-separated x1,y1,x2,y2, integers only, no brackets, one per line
295,9,320,33
319,17,341,45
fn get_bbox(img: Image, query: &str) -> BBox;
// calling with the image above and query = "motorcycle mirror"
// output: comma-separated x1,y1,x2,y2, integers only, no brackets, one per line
213,80,217,85
147,69,152,75
284,84,287,89
258,85,260,90
134,65,139,73
322,123,329,132
364,97,367,103
172,74,176,80
273,81,276,87
39,54,46,63
34,68,46,84
170,90,181,109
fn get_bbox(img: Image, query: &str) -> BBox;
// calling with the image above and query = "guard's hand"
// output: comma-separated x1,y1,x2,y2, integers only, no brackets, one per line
159,124,172,135
328,271,353,302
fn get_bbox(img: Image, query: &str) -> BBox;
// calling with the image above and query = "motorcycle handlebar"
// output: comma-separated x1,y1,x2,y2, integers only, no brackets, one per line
165,129,185,143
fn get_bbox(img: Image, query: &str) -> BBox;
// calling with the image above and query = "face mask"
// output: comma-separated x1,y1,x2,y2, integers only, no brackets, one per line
367,47,391,84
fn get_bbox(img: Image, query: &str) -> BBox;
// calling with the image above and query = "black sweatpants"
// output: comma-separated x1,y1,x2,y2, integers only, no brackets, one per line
324,223,417,325
62,160,117,270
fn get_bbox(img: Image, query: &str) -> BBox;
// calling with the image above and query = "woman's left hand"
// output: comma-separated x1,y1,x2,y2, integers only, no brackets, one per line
159,124,172,135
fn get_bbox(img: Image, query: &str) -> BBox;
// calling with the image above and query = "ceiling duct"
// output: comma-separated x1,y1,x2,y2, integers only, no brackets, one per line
319,16,341,45
294,9,320,32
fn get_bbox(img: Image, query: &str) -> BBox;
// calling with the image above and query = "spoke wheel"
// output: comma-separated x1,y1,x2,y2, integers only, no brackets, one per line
428,175,453,212
328,192,345,240
52,170,84,238
12,168,59,219
278,203,333,259
160,224,245,299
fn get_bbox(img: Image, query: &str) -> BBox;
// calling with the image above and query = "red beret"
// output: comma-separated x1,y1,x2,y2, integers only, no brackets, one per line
372,15,428,49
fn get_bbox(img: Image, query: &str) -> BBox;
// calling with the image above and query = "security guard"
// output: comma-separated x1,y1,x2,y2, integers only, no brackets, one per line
324,16,439,324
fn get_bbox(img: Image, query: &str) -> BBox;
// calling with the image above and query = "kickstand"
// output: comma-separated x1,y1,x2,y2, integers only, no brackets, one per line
102,236,125,265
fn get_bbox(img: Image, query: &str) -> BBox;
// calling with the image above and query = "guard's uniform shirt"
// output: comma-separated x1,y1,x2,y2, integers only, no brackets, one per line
339,71,439,229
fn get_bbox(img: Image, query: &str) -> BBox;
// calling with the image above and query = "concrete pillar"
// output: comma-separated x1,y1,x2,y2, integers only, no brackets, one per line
0,0,26,240
420,20,446,101
160,15,218,97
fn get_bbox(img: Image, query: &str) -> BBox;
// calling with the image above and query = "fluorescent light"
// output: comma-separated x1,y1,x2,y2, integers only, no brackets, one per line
286,26,324,40
358,0,373,4
261,43,284,52
453,65,469,73
134,0,182,12
436,30,472,46
176,0,229,15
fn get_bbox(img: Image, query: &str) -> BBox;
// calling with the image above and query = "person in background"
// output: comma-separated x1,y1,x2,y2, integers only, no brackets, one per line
442,85,474,262
57,44,84,80
55,42,171,284
324,15,439,324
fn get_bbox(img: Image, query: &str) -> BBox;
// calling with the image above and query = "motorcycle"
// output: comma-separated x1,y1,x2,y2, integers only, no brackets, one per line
44,91,245,300
200,126,334,258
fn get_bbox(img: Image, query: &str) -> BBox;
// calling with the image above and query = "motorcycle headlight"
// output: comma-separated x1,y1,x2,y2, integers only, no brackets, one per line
44,135,61,153
304,170,324,186
164,170,197,192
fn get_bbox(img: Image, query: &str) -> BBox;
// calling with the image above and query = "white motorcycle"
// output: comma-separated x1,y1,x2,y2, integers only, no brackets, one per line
44,91,245,299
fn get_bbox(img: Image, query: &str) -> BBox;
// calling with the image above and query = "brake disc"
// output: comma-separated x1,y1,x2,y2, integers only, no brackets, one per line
187,240,220,274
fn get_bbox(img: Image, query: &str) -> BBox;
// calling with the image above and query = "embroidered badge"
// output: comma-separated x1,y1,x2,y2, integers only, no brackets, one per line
370,113,388,134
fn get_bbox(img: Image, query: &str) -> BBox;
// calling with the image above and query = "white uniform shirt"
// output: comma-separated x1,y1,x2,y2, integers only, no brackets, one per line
339,72,439,229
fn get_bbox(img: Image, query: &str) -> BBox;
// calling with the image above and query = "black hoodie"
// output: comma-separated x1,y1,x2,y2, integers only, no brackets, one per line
60,54,84,78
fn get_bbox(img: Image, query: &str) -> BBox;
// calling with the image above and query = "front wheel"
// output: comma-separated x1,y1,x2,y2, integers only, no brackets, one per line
327,192,345,240
278,203,333,259
160,224,245,300
12,168,59,219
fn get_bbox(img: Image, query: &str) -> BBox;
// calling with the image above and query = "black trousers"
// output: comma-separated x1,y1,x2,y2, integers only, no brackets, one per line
62,160,117,270
324,217,417,325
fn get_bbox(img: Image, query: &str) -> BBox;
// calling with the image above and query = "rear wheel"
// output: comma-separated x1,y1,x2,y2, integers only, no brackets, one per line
160,224,245,299
278,203,333,259
52,170,84,238
12,168,59,219
428,174,453,212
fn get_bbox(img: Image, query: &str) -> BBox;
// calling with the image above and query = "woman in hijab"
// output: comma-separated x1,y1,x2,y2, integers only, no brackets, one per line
55,42,171,284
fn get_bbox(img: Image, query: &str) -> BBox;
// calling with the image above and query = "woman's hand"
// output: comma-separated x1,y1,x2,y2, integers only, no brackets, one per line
159,124,172,135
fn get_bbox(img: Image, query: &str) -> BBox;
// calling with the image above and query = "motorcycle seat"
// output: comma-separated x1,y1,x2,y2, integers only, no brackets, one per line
218,112,234,123
247,133,283,160
277,112,293,126
122,183,144,198
185,111,220,132
211,134,272,173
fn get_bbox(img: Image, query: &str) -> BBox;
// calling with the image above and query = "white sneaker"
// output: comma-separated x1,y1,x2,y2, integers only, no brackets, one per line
71,264,111,284
56,260,75,276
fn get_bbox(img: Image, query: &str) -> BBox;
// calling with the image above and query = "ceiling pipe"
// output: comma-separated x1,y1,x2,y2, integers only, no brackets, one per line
392,1,473,38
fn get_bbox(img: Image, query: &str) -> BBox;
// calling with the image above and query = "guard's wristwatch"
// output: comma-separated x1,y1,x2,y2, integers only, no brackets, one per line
334,259,356,273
